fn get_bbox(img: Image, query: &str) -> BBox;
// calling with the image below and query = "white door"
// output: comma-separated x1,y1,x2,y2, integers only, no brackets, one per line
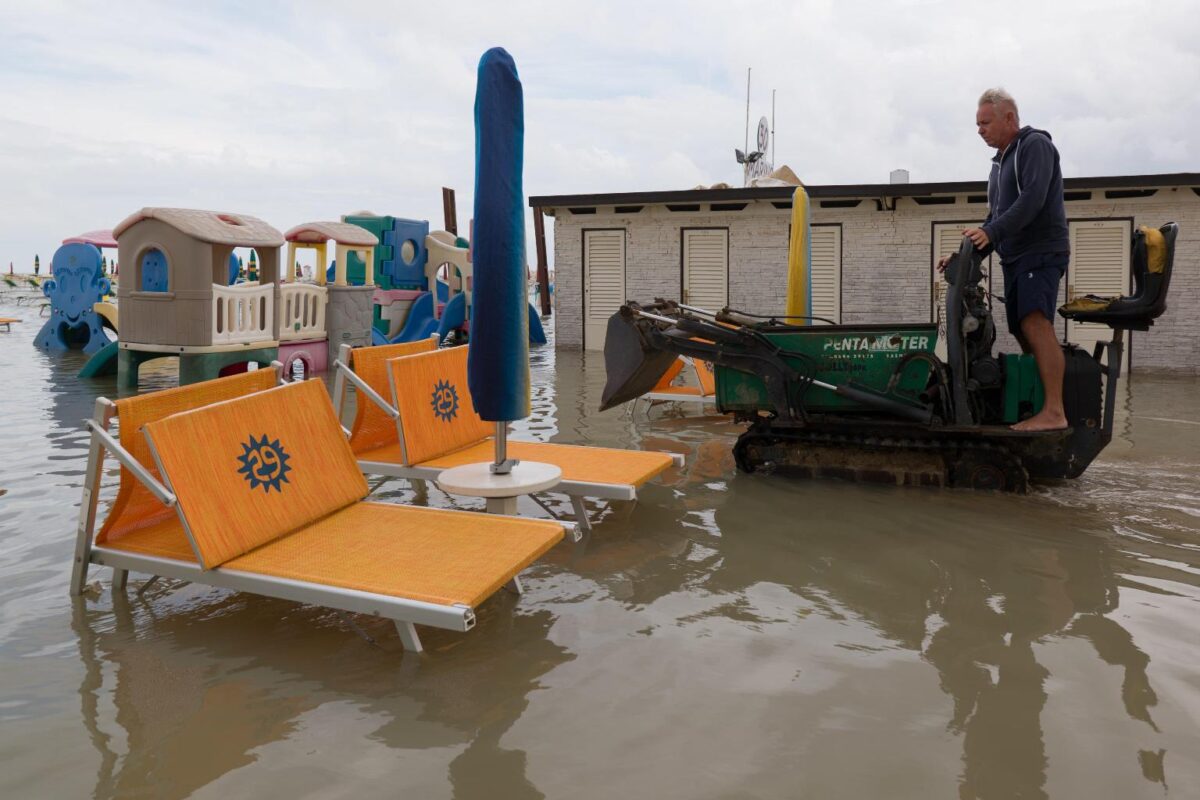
1067,219,1130,367
810,225,841,324
583,229,626,351
682,228,728,312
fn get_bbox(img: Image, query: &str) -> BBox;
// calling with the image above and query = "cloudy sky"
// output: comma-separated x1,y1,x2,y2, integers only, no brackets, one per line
1,0,1196,268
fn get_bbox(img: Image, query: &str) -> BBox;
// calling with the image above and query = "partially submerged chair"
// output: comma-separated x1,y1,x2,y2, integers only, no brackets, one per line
638,357,717,413
336,343,683,531
72,370,568,652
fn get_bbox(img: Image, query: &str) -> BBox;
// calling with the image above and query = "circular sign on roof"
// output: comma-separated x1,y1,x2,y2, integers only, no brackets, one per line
757,116,770,153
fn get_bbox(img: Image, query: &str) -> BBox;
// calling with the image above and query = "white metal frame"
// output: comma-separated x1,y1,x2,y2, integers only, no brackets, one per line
70,364,569,653
333,344,685,533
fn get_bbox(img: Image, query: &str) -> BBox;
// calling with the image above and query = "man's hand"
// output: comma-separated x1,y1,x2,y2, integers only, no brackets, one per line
936,255,950,273
963,227,991,249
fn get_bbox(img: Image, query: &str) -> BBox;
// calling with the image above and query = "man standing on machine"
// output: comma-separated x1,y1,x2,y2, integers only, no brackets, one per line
954,88,1070,431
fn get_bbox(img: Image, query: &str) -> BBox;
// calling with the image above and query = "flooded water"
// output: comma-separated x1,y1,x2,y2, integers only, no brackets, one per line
2,295,1199,799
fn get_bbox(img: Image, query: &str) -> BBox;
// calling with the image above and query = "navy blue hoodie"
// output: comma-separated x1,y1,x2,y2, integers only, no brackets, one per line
981,126,1070,262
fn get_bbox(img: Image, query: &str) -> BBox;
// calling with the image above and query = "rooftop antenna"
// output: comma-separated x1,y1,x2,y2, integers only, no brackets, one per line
771,88,776,169
744,67,751,159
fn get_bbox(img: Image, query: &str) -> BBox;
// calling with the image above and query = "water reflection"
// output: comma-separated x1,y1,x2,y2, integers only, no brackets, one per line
72,584,571,799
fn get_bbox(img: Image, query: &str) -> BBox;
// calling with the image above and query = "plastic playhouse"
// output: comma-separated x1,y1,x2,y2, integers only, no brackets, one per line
82,208,371,387
281,220,379,376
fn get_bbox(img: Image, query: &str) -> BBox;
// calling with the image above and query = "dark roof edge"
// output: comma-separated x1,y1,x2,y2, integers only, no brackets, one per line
529,172,1200,208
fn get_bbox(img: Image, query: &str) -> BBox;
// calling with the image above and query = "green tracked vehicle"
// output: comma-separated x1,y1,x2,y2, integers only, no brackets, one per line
601,225,1178,492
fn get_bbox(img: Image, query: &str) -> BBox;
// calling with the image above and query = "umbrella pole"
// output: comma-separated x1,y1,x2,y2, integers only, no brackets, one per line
492,421,517,474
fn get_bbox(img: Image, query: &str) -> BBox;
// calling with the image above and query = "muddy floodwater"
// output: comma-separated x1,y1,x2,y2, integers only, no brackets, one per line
2,297,1199,799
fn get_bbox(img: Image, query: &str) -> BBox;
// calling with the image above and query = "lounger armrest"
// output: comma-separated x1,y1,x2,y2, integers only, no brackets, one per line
334,358,398,420
86,419,176,507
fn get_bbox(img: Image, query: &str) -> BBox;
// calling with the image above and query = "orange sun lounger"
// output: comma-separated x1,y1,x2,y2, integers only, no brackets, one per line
639,357,717,412
334,342,684,531
72,368,569,652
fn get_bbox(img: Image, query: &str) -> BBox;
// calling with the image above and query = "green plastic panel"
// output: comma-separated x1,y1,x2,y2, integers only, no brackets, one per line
1001,353,1045,423
715,324,938,413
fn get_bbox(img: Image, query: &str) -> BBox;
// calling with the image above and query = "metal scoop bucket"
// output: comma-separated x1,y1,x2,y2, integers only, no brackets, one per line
600,311,680,411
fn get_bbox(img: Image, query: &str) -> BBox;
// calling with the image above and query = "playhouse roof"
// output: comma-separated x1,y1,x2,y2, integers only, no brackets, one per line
284,221,379,247
114,208,284,247
62,229,118,248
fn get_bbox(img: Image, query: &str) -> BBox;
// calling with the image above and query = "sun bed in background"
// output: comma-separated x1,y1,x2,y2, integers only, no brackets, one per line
72,370,569,653
335,343,683,531
638,357,717,413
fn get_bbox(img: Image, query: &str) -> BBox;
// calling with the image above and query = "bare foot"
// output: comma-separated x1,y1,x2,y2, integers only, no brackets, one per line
1011,410,1068,432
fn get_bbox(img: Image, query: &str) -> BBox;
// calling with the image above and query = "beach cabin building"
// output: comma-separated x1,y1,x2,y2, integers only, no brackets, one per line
113,208,285,385
531,172,1200,374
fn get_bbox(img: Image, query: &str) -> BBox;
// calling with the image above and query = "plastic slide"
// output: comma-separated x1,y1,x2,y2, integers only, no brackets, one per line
435,293,468,342
528,303,547,344
373,292,439,345
78,340,119,377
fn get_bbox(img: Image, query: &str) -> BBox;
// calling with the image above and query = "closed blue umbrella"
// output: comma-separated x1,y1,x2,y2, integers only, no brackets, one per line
468,47,530,473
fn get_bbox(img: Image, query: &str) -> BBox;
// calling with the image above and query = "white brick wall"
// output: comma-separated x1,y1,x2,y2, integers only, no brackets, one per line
549,187,1200,373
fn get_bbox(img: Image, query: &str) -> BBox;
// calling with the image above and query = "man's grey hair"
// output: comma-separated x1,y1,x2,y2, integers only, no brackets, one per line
978,88,1019,121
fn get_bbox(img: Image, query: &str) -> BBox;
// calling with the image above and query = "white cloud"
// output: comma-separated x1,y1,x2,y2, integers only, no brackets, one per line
1,0,1196,266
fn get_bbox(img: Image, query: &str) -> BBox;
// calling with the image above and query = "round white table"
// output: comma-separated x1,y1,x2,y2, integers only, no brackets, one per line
436,461,562,516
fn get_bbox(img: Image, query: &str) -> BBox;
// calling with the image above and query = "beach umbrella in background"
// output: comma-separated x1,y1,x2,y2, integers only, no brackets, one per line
785,186,812,323
468,46,532,474
33,254,40,276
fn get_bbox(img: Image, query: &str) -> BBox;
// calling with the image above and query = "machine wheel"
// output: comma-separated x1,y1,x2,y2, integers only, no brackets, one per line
949,447,1028,493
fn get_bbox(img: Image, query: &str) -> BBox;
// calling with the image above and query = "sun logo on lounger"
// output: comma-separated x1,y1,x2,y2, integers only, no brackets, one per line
431,379,459,422
236,434,292,493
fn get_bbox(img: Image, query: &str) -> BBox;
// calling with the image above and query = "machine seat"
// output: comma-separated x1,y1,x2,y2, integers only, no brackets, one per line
1058,222,1176,330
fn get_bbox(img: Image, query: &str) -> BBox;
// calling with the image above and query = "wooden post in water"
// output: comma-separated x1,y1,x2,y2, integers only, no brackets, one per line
533,207,551,317
442,187,458,236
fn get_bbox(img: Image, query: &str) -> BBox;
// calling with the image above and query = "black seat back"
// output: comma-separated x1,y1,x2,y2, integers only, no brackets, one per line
1058,222,1177,330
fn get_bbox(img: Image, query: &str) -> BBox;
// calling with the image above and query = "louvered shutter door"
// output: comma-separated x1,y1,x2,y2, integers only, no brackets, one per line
1067,220,1130,367
810,226,841,323
932,225,966,324
683,229,728,311
583,230,625,350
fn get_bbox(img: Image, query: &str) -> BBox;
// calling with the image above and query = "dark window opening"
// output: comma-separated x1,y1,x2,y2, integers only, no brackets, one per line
568,207,597,215
1104,189,1157,199
771,201,793,210
819,199,861,208
967,195,988,203
710,202,748,212
912,196,956,206
667,204,701,212
614,205,644,214
1063,191,1092,201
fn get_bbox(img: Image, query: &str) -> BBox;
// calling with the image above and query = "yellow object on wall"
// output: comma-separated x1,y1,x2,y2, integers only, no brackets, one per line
785,185,812,322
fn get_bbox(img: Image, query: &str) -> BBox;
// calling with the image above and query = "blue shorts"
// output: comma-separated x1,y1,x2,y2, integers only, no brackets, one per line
1001,252,1068,337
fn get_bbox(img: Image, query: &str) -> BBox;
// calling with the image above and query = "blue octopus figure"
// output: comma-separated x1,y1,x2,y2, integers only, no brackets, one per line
34,243,113,354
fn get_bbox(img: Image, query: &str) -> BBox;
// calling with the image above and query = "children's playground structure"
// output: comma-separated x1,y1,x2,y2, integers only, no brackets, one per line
58,206,549,386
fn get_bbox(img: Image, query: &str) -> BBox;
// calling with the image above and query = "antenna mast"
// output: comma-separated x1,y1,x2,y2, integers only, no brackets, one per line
744,68,751,160
771,88,776,168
